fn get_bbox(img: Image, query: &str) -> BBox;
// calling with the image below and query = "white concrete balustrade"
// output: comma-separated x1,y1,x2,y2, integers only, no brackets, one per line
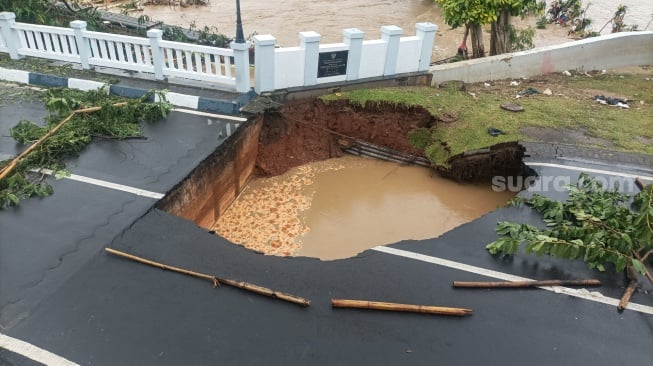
0,11,437,94
253,23,438,93
0,11,250,92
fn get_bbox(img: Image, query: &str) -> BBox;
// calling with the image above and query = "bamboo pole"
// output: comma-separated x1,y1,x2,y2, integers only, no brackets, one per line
452,279,602,288
104,248,311,307
331,299,472,316
0,102,129,181
105,247,220,287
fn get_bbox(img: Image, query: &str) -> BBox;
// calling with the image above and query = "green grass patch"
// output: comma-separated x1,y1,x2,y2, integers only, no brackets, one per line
320,70,653,166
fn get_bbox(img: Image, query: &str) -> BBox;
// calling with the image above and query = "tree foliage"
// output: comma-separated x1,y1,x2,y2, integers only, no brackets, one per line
435,0,542,57
487,174,653,280
436,0,540,29
435,0,497,29
0,87,172,208
0,0,103,30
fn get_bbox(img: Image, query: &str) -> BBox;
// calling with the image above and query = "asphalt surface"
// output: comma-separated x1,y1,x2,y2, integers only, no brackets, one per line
1,93,652,365
0,98,241,329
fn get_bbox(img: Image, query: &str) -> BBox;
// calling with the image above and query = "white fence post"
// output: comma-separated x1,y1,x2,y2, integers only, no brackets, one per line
253,34,276,93
381,25,402,76
230,41,251,93
70,20,91,69
343,28,364,81
147,29,165,81
416,23,437,72
300,31,321,86
0,12,23,59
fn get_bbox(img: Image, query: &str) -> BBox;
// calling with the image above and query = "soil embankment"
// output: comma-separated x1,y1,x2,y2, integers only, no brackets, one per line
256,100,433,176
256,99,525,181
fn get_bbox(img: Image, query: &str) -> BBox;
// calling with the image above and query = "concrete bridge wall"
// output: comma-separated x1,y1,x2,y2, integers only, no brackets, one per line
429,31,653,85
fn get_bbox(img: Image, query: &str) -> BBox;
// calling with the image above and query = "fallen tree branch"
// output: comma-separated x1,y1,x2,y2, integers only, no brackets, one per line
452,279,602,288
633,250,653,285
0,102,128,181
618,265,639,311
105,247,311,307
331,299,472,316
618,280,638,311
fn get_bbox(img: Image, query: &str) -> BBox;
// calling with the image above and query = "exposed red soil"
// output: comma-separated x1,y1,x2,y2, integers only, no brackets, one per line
255,99,526,181
255,99,434,177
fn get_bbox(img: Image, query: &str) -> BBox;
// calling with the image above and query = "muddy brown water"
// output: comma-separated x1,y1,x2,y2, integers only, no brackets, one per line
212,155,515,260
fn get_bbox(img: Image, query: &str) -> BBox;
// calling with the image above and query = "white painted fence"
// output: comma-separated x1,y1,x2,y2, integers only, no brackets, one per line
0,12,251,92
253,23,437,93
0,11,438,95
0,29,8,53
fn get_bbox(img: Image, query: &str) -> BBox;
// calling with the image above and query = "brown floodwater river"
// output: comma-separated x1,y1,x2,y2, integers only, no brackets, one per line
138,0,652,60
212,156,515,260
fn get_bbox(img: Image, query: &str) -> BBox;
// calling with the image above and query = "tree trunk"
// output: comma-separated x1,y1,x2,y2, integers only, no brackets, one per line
469,23,485,58
490,9,512,56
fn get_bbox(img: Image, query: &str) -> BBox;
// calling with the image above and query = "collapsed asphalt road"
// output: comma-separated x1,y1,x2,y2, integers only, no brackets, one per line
1,95,652,366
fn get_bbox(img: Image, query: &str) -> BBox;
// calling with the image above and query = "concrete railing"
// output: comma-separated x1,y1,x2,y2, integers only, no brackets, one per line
0,31,7,53
430,31,653,85
0,12,251,92
253,23,437,93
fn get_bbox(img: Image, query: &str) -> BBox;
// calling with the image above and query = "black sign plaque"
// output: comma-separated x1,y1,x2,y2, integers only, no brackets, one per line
317,50,349,78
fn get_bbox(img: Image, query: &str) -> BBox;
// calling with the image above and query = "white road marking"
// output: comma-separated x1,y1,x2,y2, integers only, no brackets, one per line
372,246,653,315
526,162,653,181
36,169,164,199
0,333,79,366
556,156,653,174
171,108,248,122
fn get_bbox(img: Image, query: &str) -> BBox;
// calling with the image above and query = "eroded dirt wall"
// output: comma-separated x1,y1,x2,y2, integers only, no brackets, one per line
158,115,263,228
255,99,435,176
439,142,527,181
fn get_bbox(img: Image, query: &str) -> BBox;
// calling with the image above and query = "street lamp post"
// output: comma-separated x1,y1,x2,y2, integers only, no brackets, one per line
235,0,245,43
231,0,250,92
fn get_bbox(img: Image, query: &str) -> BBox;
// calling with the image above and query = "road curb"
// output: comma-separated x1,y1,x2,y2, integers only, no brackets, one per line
0,66,255,115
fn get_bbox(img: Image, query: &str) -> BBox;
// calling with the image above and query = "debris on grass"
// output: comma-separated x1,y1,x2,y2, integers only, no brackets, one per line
487,127,507,136
517,87,540,97
595,95,629,108
500,103,524,112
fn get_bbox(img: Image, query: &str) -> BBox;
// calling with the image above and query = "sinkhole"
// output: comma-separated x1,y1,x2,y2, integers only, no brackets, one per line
158,99,524,260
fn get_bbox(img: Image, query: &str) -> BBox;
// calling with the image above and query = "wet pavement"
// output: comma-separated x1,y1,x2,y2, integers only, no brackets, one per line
1,84,652,365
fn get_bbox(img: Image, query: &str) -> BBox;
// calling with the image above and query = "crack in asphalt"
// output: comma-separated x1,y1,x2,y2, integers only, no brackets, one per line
139,132,212,189
1,195,141,328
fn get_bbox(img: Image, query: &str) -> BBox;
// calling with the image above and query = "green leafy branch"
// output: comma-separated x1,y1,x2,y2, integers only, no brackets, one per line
0,87,172,208
487,173,653,289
